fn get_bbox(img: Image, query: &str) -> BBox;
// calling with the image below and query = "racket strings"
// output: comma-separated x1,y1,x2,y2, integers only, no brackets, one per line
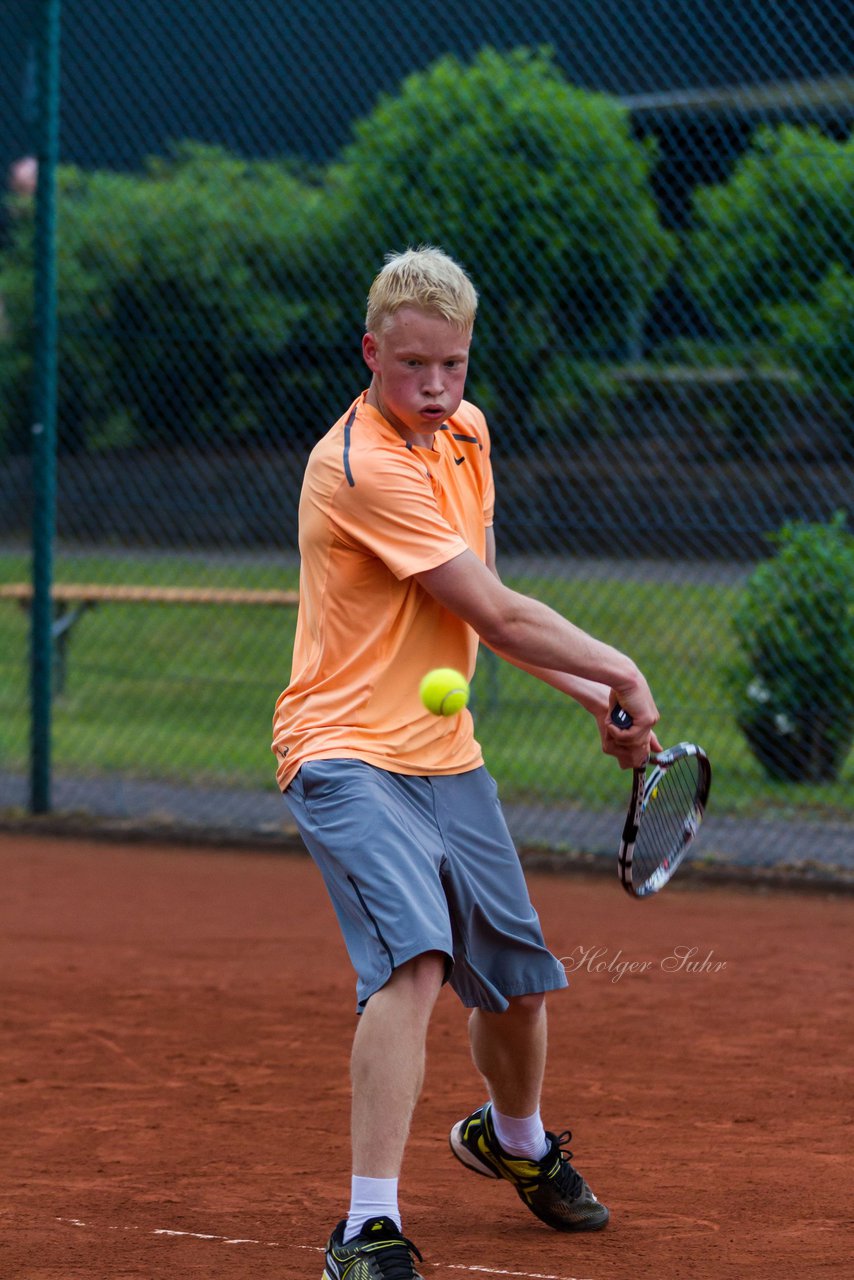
634,757,702,882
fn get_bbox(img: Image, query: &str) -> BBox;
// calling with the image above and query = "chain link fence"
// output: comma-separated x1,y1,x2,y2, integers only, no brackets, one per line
1,2,852,872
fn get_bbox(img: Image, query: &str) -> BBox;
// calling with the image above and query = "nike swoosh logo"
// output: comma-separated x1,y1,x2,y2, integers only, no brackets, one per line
454,456,465,465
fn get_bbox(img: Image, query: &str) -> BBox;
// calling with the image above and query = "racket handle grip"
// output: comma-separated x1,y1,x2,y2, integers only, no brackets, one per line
611,701,633,729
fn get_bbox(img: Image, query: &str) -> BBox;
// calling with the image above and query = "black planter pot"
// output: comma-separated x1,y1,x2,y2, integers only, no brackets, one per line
740,706,854,783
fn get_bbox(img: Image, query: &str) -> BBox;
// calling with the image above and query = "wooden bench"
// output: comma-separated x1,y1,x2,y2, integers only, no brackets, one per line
0,582,300,694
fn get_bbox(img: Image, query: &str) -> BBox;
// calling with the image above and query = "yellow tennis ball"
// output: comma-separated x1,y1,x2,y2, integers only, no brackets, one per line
419,667,470,717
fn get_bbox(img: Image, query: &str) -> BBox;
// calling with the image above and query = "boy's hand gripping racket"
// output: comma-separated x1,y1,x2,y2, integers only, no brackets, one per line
610,704,712,898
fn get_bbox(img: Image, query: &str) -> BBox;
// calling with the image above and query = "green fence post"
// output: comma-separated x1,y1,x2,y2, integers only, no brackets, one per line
29,0,62,814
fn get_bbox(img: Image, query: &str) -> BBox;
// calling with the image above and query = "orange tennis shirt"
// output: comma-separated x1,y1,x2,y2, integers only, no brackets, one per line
272,392,495,790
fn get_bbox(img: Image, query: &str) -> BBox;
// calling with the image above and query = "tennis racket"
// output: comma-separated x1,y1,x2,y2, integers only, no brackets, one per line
610,704,711,898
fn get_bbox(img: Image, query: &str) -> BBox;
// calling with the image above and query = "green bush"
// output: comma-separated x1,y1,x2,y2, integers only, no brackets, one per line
0,144,317,456
767,265,854,403
0,201,37,456
309,46,677,433
727,512,854,782
1,166,148,455
104,145,319,449
683,125,854,357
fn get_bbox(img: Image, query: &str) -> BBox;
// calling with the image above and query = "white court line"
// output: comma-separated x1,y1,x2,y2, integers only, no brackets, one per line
56,1217,593,1279
444,1269,593,1279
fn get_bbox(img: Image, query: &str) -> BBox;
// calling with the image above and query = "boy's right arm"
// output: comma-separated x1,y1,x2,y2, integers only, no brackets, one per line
415,548,659,768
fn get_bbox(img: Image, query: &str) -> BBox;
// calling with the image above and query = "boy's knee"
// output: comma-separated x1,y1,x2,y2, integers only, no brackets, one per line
387,949,447,1000
505,991,546,1018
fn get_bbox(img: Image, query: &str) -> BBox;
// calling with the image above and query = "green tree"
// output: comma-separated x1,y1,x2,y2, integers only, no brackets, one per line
684,126,854,350
307,46,676,434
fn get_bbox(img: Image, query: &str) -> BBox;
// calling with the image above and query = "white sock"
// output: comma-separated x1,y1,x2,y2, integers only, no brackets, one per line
343,1175,401,1243
491,1106,550,1161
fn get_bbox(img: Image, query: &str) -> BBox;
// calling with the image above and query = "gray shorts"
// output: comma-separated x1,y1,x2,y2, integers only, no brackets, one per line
282,759,568,1012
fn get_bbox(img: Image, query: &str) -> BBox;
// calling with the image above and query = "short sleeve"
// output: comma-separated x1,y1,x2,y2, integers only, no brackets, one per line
331,450,469,580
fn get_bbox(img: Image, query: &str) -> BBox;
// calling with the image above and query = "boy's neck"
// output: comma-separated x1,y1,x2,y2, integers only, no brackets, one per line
366,384,435,450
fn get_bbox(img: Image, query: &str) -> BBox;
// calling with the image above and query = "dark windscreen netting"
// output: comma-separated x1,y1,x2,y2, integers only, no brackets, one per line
0,2,851,866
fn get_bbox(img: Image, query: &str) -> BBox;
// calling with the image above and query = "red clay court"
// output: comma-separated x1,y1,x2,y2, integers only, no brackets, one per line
1,831,851,1279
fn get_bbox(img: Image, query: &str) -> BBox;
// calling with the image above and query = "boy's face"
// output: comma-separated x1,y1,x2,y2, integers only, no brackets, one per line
362,306,471,440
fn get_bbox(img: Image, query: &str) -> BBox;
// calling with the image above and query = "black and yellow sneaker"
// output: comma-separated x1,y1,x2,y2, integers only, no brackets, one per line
322,1215,424,1279
449,1102,609,1233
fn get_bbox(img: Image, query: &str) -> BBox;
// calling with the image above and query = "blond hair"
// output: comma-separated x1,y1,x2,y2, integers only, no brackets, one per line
366,246,478,335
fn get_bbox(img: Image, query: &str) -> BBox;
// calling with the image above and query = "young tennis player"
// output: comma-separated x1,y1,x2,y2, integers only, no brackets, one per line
272,246,660,1280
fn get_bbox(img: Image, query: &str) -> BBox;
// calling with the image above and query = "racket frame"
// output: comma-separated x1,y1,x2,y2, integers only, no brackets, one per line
617,742,711,897
610,703,711,898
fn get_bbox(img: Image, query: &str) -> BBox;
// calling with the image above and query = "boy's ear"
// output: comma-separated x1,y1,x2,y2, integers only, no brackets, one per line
362,331,380,373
